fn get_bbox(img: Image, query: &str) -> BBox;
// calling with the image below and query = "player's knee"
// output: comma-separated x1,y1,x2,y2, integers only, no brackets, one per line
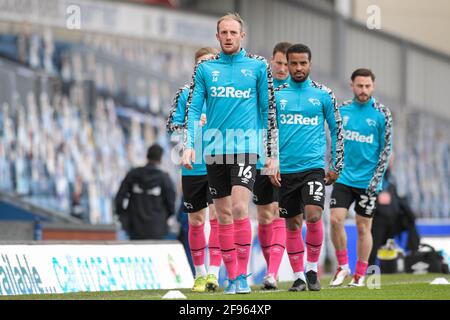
330,214,344,228
188,211,205,225
305,211,322,223
256,205,273,224
218,209,233,224
356,222,371,237
304,205,322,223
286,215,302,231
217,204,232,217
257,215,272,225
232,201,248,217
357,228,369,238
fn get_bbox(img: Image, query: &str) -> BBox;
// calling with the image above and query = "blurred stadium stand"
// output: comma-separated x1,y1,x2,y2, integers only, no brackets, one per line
0,0,448,235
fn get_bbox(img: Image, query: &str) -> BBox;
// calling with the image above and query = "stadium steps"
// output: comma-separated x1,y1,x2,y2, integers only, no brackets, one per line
0,191,82,224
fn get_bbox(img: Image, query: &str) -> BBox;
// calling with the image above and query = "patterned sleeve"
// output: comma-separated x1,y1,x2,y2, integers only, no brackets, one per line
367,102,393,196
329,90,344,174
166,85,189,133
315,82,344,174
245,53,278,160
274,83,289,92
266,62,278,159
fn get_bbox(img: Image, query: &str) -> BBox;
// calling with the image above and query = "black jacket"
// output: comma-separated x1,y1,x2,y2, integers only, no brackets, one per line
374,170,420,251
115,163,176,240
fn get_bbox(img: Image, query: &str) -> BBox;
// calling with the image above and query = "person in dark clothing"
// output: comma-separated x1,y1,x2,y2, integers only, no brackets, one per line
369,168,420,265
115,144,176,240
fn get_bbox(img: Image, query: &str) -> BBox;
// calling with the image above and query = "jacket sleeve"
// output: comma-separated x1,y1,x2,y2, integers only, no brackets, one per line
367,104,393,196
323,89,344,174
114,170,134,232
258,60,278,159
184,63,206,149
162,173,176,218
114,171,133,215
166,87,188,132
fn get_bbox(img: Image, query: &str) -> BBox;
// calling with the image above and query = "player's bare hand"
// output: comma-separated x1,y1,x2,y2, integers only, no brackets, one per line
199,114,207,127
269,171,282,187
325,170,339,185
182,148,195,170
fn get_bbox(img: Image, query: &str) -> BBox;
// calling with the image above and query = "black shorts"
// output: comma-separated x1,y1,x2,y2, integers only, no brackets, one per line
253,169,279,205
330,182,377,218
205,153,257,199
279,169,325,218
182,175,213,213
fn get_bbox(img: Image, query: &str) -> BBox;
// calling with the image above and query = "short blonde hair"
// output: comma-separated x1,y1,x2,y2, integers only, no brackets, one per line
194,47,219,63
217,13,244,33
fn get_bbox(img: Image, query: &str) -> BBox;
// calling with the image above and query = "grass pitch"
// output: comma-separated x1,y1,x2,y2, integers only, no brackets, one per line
2,273,449,300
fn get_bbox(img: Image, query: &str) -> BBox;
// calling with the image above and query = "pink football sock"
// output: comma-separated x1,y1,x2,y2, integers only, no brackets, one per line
355,260,369,277
336,249,349,267
258,222,273,267
306,219,324,263
234,217,252,276
218,223,237,280
188,223,206,267
208,219,222,267
267,218,286,277
286,228,305,273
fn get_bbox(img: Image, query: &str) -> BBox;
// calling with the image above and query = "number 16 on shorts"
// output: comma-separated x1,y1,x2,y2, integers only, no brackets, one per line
236,163,255,186
238,164,253,179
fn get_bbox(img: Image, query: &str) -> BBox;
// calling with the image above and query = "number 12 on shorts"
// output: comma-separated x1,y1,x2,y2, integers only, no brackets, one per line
308,181,324,202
